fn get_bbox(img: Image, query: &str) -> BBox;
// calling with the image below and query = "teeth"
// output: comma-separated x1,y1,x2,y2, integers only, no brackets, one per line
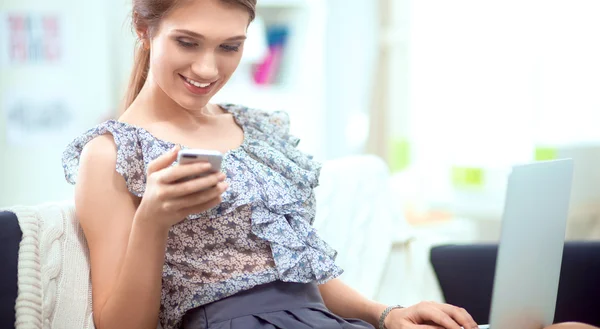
185,77,211,88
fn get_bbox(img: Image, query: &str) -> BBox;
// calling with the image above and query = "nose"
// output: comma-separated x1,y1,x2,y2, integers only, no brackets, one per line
191,51,219,81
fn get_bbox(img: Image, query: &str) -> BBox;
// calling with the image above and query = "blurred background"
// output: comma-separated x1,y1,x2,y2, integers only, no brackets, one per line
2,0,600,246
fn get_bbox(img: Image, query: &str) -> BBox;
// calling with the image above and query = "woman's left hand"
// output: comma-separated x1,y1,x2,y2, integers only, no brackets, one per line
382,301,479,329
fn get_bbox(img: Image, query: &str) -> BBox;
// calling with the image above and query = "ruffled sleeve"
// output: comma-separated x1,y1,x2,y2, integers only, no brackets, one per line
62,120,151,197
214,105,344,284
245,108,301,147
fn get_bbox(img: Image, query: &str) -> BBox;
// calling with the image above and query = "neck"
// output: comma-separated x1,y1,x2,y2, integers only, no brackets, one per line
124,73,215,126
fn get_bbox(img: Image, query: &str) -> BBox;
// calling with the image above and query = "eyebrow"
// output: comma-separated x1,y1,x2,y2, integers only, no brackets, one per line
173,29,247,41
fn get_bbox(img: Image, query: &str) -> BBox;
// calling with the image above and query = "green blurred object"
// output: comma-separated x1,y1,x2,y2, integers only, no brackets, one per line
452,166,484,189
389,138,411,172
535,146,557,161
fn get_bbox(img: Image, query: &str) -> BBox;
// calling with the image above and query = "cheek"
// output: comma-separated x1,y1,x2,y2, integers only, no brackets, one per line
151,42,185,79
150,47,169,83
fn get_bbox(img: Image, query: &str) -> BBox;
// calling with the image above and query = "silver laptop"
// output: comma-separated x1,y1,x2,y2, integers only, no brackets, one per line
477,159,574,329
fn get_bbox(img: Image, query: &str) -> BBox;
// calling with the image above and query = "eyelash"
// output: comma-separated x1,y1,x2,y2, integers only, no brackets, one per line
177,40,196,48
176,39,240,52
221,44,240,52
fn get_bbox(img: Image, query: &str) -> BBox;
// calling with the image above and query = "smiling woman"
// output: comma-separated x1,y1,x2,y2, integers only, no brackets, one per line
59,1,600,329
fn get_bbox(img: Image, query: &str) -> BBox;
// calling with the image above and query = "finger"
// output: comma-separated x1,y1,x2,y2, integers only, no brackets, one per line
164,170,225,197
438,305,478,329
148,145,180,174
159,162,216,184
416,325,445,329
421,307,461,329
170,181,228,210
183,194,224,214
175,172,227,196
400,322,444,329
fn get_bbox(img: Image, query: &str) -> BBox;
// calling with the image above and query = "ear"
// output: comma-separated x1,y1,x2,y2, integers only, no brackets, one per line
133,12,150,49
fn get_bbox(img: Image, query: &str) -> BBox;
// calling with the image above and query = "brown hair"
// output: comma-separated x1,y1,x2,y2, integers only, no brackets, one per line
122,0,257,111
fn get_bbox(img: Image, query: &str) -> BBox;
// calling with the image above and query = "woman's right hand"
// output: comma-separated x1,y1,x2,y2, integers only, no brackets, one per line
135,146,228,229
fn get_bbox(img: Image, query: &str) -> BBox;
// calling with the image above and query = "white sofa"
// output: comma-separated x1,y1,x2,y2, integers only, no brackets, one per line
5,155,449,329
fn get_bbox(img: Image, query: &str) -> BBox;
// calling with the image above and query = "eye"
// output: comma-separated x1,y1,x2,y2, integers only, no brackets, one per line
177,38,197,48
220,44,240,52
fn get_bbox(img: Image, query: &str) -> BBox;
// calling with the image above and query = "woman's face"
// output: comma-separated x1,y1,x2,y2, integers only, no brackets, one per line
148,0,249,110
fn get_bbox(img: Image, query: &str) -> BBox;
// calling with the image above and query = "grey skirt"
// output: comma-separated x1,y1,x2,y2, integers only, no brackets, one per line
181,281,375,329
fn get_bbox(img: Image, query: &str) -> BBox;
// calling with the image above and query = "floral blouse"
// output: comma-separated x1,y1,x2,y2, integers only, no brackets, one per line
62,104,342,329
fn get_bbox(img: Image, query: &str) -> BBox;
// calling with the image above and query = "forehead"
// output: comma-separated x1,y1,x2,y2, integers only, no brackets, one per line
159,0,249,38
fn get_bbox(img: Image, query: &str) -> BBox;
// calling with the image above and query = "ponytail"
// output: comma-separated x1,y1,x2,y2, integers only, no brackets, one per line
122,43,150,112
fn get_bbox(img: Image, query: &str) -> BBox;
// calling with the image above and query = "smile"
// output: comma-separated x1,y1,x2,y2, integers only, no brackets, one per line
184,76,212,88
180,74,216,95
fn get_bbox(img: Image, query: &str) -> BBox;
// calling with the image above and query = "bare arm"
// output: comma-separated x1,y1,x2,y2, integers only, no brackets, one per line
318,278,386,327
76,136,168,329
319,278,479,329
77,138,227,329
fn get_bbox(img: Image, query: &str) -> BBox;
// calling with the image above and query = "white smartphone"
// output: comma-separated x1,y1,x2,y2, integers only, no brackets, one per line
176,149,223,181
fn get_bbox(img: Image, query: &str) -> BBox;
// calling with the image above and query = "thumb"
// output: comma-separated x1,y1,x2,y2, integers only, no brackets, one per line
147,145,180,174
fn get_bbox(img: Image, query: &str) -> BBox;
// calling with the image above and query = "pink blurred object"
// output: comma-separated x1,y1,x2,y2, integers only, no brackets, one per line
253,45,283,85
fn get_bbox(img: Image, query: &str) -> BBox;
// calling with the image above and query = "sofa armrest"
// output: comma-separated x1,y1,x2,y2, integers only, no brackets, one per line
430,242,600,326
0,211,21,329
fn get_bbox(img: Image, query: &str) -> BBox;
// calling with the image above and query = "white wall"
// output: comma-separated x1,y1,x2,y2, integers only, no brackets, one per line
1,0,114,207
323,0,379,159
393,0,600,218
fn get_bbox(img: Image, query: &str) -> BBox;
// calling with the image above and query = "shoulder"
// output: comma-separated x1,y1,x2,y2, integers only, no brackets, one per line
223,103,291,133
73,133,137,229
62,120,147,197
75,134,130,199
79,134,118,175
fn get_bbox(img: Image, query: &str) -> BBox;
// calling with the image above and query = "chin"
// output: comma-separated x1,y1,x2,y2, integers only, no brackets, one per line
169,86,196,102
183,93,214,108
178,99,210,111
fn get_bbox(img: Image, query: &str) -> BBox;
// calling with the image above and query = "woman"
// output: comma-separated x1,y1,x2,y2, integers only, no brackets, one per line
61,1,599,329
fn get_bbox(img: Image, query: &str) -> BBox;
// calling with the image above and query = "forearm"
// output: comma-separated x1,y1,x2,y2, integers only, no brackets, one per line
97,218,169,329
318,278,388,327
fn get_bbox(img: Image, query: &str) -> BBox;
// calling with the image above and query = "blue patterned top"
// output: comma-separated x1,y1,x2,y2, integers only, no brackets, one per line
62,104,343,329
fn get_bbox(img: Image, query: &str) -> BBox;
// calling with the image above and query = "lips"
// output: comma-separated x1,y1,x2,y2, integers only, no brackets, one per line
180,74,216,95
